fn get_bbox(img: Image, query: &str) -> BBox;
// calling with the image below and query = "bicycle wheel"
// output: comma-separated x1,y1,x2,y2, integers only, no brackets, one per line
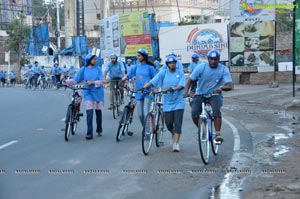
65,104,74,141
142,113,155,155
210,118,219,155
116,90,121,116
116,106,129,142
198,119,210,164
155,110,165,147
113,90,120,119
72,110,79,135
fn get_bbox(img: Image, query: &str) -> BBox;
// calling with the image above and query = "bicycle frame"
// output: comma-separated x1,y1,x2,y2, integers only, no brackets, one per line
198,94,220,164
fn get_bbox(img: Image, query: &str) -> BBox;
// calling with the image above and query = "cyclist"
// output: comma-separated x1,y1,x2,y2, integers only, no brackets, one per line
160,52,184,72
189,53,201,73
32,61,41,88
122,49,157,127
143,55,186,152
104,53,126,110
69,65,76,79
61,65,69,79
125,59,135,74
62,53,106,140
184,49,233,142
189,53,202,95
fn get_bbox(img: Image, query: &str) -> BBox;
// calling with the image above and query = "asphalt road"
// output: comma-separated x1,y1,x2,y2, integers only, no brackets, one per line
0,86,245,199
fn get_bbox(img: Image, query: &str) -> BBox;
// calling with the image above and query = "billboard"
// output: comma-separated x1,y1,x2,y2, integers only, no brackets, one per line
100,15,120,60
159,23,229,64
229,0,276,68
119,11,152,57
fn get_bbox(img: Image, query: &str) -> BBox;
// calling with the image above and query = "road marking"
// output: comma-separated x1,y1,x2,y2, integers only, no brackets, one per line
223,118,240,153
0,140,18,150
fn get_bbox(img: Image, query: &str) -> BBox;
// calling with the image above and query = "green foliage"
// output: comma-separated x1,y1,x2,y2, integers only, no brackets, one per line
5,13,31,53
276,9,293,32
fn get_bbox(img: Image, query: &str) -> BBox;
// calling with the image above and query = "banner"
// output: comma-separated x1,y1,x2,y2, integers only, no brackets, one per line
100,15,120,59
119,11,152,57
229,0,276,68
159,23,228,64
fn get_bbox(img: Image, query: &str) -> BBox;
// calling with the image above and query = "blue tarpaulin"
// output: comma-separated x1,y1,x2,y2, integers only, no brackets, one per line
26,23,50,56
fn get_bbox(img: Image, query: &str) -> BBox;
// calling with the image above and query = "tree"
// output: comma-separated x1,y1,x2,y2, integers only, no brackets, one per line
5,12,31,81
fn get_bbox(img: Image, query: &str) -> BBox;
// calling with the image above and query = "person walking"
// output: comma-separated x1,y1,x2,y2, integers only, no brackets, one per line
122,49,157,128
143,55,186,152
63,53,106,140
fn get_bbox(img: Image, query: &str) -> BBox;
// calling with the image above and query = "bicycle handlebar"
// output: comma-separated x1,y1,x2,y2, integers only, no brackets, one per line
64,84,90,91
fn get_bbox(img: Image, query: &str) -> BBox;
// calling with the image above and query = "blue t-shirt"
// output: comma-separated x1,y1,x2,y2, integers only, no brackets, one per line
189,62,232,95
150,69,186,112
74,66,104,102
188,60,201,73
125,64,135,75
160,60,184,72
127,63,157,100
105,61,125,79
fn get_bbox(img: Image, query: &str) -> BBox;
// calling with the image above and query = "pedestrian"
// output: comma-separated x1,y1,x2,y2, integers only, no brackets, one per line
9,71,16,86
104,53,126,110
160,52,184,72
143,55,186,152
184,49,233,142
0,71,5,87
122,49,157,127
62,53,106,140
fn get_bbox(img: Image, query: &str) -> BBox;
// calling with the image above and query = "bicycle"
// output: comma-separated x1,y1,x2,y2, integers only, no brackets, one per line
110,79,123,119
142,89,166,156
116,85,136,142
64,85,89,141
193,93,221,164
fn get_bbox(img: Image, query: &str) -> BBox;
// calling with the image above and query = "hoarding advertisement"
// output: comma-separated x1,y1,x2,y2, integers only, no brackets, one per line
159,23,228,64
229,0,276,68
119,11,153,57
100,15,120,60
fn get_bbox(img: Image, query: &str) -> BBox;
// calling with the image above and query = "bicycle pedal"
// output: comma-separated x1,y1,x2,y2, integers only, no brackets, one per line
78,113,83,117
127,132,133,136
214,140,222,145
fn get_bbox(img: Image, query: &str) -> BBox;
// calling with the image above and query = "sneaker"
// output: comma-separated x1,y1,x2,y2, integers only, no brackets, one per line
127,131,133,136
215,134,224,143
96,131,102,136
85,134,93,140
108,104,113,110
173,143,180,152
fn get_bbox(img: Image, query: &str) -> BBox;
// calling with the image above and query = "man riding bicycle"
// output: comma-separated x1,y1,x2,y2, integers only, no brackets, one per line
184,49,233,143
104,53,126,110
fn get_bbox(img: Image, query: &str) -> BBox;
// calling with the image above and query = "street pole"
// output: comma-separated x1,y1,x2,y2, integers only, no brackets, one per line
293,1,296,97
56,0,61,55
175,0,181,23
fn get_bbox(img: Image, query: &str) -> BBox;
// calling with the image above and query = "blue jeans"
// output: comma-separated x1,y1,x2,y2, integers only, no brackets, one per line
136,98,152,127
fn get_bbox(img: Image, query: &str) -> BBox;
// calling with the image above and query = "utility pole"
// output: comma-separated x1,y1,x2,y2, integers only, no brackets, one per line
56,0,61,54
175,0,181,23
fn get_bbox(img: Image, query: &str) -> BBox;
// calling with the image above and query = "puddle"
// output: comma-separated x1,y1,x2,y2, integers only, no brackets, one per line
209,173,242,199
274,145,289,158
275,111,294,119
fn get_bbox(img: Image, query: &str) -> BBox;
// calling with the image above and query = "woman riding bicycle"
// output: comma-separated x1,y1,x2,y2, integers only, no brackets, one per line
62,53,106,140
143,55,186,152
122,49,157,128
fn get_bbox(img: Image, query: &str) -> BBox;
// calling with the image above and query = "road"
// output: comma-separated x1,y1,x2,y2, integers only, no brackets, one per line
0,86,247,199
